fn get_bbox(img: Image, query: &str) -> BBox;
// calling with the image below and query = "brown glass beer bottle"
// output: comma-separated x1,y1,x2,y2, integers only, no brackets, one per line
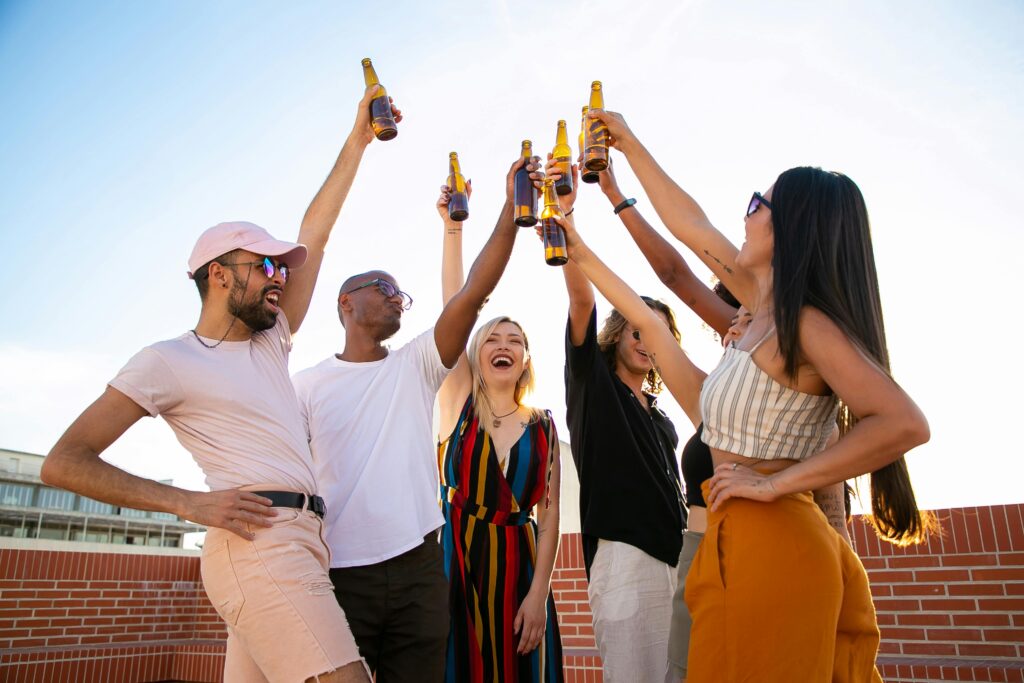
361,58,398,141
513,140,538,227
552,120,574,196
579,106,600,184
540,178,568,266
447,152,469,222
584,81,609,171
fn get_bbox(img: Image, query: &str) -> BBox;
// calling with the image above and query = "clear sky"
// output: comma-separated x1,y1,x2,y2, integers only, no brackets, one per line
2,0,1022,512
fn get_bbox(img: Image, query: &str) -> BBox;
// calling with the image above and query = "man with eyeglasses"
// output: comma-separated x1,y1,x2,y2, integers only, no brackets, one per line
39,85,399,683
292,156,541,682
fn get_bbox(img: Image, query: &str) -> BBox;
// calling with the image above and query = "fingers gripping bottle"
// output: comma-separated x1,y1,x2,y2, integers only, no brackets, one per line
361,58,398,141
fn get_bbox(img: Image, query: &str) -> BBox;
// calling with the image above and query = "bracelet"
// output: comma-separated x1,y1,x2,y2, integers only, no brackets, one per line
614,197,637,215
565,207,574,216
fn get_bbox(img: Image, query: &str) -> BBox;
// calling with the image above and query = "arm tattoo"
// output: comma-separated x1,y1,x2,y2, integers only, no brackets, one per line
703,249,734,275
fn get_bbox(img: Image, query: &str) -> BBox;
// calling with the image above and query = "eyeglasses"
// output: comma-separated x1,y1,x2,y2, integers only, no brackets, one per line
341,278,414,310
746,192,772,217
221,257,289,282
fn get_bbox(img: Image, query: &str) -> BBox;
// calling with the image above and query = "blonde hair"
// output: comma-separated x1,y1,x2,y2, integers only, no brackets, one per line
466,316,536,429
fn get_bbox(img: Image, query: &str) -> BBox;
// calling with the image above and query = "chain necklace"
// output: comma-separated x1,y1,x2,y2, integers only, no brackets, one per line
191,316,237,349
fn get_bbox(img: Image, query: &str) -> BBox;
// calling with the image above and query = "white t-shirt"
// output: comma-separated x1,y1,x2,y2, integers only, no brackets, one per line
109,313,317,494
292,328,451,567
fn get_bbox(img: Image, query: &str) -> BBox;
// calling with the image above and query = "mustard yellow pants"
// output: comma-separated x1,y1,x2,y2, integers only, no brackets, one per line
684,486,882,683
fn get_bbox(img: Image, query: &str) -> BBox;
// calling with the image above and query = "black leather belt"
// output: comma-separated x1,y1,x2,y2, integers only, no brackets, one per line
256,491,326,518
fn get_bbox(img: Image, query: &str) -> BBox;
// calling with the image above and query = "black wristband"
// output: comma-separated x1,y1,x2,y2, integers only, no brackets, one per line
565,207,574,216
614,197,637,215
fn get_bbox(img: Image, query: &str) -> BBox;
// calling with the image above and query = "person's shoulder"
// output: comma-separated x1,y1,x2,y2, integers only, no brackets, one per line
291,357,338,388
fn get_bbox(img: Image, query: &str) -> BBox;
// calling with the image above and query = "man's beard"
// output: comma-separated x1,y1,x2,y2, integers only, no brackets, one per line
229,280,278,332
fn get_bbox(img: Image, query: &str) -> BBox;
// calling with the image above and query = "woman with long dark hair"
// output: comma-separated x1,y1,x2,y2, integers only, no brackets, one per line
558,109,932,681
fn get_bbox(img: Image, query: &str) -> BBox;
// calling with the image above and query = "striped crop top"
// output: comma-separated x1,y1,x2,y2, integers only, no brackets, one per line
700,328,838,462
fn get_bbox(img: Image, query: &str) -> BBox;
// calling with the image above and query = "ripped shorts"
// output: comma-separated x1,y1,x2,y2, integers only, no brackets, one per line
201,503,367,682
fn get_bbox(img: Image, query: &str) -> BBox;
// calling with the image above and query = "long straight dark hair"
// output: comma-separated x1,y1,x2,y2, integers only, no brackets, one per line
770,167,934,545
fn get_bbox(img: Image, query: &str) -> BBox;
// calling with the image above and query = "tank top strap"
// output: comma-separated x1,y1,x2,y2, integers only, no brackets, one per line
748,325,776,353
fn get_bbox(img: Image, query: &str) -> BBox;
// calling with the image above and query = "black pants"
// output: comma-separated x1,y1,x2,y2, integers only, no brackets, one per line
329,533,449,682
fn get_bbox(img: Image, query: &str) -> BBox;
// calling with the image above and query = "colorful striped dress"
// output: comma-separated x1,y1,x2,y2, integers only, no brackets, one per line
438,396,564,682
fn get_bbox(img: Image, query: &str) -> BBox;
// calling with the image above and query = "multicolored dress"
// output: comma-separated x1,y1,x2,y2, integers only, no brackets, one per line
438,395,564,682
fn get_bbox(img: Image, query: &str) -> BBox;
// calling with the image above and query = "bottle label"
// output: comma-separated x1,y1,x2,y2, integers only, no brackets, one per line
370,95,394,124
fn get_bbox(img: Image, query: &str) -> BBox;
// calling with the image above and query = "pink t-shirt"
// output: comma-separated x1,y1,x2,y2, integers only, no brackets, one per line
109,313,316,493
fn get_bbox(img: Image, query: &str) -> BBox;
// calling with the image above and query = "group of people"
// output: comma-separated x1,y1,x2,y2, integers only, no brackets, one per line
41,81,931,683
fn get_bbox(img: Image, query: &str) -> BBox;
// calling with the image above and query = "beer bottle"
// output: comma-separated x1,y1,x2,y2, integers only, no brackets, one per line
446,152,469,222
513,140,538,227
579,106,600,184
552,120,574,196
540,178,568,266
584,81,609,171
361,58,398,141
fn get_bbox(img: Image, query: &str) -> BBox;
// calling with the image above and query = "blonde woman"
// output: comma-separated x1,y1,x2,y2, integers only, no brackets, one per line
435,185,563,681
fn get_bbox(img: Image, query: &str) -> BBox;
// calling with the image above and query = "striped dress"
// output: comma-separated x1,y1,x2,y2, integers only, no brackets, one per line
438,395,564,682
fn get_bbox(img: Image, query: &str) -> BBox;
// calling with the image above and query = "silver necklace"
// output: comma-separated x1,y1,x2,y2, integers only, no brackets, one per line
191,316,237,349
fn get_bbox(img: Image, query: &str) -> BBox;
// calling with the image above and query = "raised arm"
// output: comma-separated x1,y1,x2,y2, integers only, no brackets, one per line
541,158,594,346
589,109,757,308
280,85,402,333
596,158,735,336
40,387,275,540
559,214,706,427
433,156,542,368
436,182,474,438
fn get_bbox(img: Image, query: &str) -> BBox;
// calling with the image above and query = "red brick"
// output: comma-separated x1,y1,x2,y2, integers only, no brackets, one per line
979,598,1024,612
941,553,1000,567
951,613,1010,627
887,556,941,569
914,568,972,582
891,583,945,596
959,643,1018,657
997,552,1024,565
926,628,983,641
983,628,1024,643
919,598,976,611
896,613,950,626
900,642,957,656
948,583,1006,596
973,568,1024,582
879,627,925,641
867,569,915,584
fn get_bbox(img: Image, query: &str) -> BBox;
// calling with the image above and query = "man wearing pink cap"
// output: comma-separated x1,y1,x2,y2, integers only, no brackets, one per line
40,85,398,683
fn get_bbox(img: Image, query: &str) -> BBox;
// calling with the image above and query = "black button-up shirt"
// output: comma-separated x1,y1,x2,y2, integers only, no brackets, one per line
565,308,686,576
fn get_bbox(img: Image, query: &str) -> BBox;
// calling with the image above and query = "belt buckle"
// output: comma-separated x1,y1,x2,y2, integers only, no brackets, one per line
308,495,326,518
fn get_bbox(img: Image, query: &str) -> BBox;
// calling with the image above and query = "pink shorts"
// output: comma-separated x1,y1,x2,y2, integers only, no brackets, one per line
201,505,367,682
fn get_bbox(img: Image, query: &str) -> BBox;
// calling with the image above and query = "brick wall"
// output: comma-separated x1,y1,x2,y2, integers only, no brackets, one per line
0,547,224,682
1,503,1021,682
551,504,1024,683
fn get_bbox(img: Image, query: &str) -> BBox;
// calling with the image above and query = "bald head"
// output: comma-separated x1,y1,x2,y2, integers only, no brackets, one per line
339,270,395,298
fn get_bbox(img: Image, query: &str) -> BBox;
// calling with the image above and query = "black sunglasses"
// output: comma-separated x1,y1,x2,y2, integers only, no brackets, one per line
221,257,289,282
746,191,772,217
341,278,414,310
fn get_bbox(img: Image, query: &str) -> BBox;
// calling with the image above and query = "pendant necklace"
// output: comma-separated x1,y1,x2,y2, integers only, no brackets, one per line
492,406,520,429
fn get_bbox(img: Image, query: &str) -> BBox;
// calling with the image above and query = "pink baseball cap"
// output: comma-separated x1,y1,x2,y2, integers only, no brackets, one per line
187,221,308,278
